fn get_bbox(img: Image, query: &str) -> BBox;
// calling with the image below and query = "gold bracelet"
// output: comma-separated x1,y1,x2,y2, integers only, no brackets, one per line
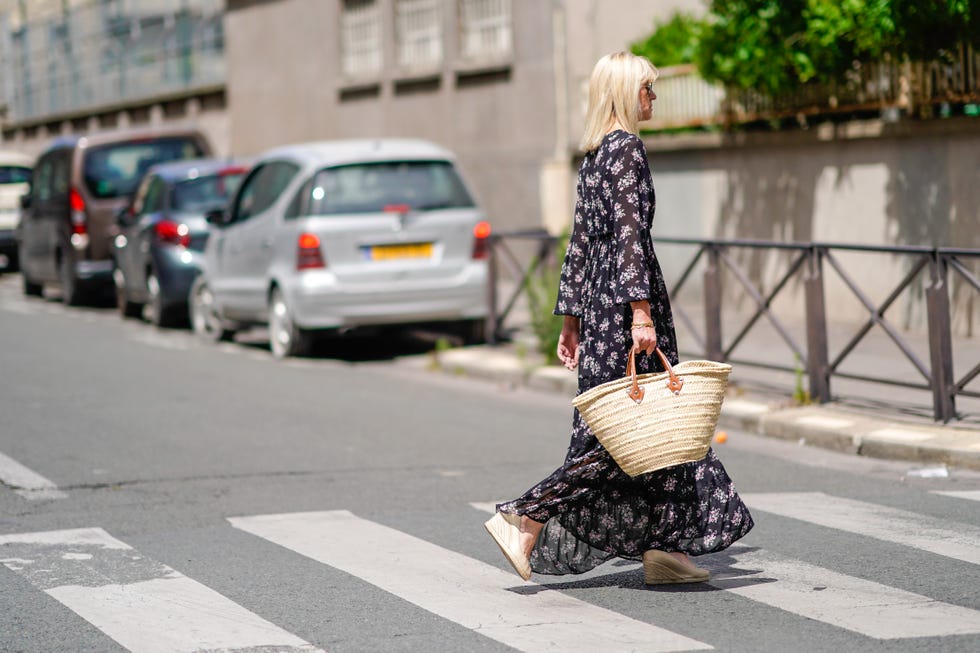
631,321,654,329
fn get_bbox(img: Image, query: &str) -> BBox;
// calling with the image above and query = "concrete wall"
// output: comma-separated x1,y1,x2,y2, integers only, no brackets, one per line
648,119,980,336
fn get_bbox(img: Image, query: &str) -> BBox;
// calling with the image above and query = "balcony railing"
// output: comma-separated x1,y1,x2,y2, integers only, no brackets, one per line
646,45,980,131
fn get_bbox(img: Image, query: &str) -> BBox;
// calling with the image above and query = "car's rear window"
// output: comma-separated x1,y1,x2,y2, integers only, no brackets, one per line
83,138,204,199
171,171,246,213
0,166,31,184
308,160,476,215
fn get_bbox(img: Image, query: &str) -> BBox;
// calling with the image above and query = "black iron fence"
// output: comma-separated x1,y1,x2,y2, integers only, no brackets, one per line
486,231,980,423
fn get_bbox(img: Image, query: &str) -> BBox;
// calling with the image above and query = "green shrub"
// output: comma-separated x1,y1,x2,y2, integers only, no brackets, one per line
525,234,569,365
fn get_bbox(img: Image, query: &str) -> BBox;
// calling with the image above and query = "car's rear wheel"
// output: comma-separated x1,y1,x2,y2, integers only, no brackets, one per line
114,268,142,318
59,254,85,306
22,273,42,297
190,281,234,342
456,317,487,345
145,269,177,328
269,287,310,359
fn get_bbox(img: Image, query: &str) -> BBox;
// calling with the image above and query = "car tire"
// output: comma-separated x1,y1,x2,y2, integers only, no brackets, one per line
145,269,177,328
457,318,487,345
22,273,42,297
190,281,234,342
269,287,310,359
114,268,142,318
59,255,85,306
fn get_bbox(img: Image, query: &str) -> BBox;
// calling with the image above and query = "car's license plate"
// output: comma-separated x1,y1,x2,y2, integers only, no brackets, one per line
368,243,433,260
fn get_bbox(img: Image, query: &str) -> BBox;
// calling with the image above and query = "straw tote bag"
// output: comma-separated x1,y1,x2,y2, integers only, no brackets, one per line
572,346,732,477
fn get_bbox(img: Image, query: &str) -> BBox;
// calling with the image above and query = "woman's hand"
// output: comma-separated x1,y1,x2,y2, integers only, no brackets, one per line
631,325,657,355
557,316,580,370
630,299,657,355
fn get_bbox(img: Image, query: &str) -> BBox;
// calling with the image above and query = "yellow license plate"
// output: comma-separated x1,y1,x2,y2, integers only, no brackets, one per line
369,243,433,260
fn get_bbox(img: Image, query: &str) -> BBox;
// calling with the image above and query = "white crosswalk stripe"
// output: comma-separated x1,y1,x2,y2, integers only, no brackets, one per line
742,491,980,565
471,499,980,640
229,510,712,653
718,546,980,639
0,528,323,653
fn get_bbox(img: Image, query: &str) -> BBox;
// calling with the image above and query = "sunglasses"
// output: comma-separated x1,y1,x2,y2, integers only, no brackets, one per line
642,82,655,95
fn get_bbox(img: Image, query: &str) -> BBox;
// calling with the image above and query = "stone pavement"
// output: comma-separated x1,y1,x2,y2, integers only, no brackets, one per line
413,339,980,473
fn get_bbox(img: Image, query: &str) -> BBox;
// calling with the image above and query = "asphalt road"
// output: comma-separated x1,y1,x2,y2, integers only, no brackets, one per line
1,273,979,653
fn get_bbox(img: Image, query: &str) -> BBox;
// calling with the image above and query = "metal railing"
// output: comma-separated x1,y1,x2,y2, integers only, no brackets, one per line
486,231,980,422
0,0,225,126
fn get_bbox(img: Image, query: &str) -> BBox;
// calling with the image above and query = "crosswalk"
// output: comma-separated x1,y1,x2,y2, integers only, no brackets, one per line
2,492,979,652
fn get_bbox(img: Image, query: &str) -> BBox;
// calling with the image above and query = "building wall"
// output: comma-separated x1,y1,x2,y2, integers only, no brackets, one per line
649,119,980,335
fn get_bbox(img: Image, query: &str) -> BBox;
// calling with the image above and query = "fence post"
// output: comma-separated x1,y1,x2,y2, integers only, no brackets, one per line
486,235,499,345
926,253,955,422
703,244,724,361
804,246,831,403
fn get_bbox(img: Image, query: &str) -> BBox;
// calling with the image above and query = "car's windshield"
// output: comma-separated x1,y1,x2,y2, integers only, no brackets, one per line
83,138,204,199
308,160,475,215
171,171,246,213
0,166,31,184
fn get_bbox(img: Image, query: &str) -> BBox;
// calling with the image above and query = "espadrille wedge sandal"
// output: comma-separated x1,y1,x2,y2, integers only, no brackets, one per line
642,550,710,585
484,512,532,581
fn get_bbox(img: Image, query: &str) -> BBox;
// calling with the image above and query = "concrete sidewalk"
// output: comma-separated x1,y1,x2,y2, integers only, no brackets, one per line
417,341,980,472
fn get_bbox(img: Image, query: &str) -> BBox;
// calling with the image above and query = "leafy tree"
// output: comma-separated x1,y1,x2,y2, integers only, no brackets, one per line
631,13,704,67
637,0,980,96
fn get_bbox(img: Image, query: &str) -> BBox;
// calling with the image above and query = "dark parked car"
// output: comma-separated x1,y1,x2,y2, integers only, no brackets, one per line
17,127,212,304
113,159,248,327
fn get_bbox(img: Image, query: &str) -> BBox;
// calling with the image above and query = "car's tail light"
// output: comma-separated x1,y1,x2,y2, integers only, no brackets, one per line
68,188,89,249
472,221,491,260
155,220,191,248
297,232,326,270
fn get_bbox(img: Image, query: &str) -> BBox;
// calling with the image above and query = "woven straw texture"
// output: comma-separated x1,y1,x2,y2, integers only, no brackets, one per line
572,359,732,477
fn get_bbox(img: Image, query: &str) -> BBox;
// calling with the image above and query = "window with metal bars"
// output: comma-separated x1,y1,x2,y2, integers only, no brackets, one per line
457,0,512,64
340,0,382,81
395,0,442,73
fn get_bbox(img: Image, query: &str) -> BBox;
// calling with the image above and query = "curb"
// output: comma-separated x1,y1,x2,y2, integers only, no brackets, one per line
432,346,980,472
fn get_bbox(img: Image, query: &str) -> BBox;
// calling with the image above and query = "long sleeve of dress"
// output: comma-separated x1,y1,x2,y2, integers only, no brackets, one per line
611,136,654,305
553,183,589,317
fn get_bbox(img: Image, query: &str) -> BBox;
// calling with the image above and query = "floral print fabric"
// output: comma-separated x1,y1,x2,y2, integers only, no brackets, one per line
497,130,753,575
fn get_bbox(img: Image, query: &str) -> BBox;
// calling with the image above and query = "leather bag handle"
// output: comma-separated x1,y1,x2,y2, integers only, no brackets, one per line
626,345,684,403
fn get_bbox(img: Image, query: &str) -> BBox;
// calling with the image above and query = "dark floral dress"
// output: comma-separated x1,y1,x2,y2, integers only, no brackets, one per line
497,130,753,575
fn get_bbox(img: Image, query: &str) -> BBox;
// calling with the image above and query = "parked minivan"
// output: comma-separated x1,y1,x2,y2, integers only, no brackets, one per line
0,150,33,272
18,127,212,303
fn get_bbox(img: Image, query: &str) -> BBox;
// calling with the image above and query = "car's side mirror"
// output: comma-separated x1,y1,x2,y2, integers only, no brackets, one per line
19,194,31,209
205,208,227,226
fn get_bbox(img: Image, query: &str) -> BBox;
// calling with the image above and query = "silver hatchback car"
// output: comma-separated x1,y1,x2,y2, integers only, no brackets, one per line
190,139,490,358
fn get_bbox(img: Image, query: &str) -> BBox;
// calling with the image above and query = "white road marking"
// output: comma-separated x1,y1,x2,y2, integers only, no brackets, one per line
717,547,980,639
0,450,67,500
229,510,712,653
743,492,980,565
932,490,980,502
474,500,980,638
0,527,323,653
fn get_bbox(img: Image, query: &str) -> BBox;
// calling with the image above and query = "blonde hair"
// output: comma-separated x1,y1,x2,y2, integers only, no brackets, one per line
580,51,659,152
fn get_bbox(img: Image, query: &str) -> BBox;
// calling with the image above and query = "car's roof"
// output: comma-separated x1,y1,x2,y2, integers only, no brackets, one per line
148,158,251,183
260,139,457,168
43,126,207,152
0,150,34,167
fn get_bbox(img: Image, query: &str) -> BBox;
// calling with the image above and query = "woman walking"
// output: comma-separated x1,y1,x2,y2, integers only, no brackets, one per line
485,51,753,584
